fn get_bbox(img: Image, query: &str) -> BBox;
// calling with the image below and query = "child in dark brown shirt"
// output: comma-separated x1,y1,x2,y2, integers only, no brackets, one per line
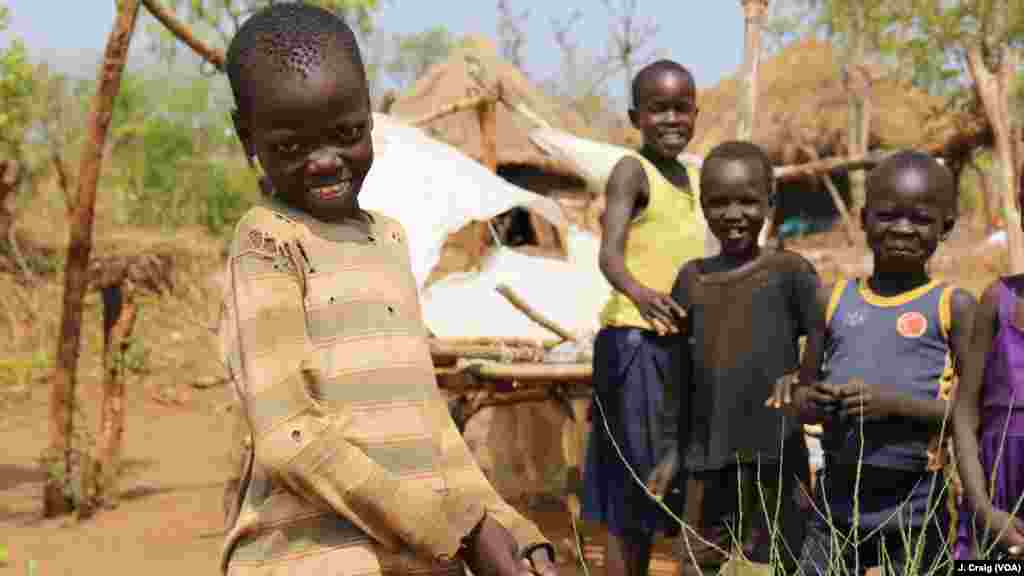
648,141,826,575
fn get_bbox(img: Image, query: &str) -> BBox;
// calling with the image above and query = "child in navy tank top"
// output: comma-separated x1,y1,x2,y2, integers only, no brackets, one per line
799,151,977,575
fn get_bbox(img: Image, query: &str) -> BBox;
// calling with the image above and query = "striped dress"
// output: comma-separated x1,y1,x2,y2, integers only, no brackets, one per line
218,199,550,576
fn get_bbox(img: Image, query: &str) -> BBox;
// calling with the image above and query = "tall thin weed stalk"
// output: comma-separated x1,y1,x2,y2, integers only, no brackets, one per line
589,387,1020,575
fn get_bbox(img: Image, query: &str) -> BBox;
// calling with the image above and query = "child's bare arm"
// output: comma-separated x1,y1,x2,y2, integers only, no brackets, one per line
771,258,832,419
952,284,1023,554
954,285,1011,512
791,281,837,422
425,385,555,568
461,515,556,576
599,156,687,334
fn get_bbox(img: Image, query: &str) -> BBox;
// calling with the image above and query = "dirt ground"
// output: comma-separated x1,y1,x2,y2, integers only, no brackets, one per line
0,185,1008,575
0,376,681,576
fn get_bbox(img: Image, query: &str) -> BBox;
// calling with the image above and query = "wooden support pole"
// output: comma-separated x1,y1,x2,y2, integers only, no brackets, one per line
821,174,859,246
738,0,768,141
473,94,500,254
477,94,499,172
799,145,858,246
90,282,138,511
45,0,140,517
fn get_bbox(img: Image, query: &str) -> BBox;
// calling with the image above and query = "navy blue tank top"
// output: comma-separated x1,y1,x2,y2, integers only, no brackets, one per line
823,278,955,471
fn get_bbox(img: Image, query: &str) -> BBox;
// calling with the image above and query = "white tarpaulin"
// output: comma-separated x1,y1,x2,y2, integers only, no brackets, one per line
528,125,702,196
359,113,566,289
422,226,612,340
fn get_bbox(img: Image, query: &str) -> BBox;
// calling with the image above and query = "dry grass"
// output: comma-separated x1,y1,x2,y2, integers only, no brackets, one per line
0,178,228,413
689,39,965,164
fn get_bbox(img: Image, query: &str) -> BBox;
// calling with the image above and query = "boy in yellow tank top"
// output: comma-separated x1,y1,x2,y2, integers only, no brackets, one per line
582,60,706,576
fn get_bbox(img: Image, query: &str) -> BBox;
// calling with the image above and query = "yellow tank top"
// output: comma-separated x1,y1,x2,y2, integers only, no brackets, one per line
600,155,706,330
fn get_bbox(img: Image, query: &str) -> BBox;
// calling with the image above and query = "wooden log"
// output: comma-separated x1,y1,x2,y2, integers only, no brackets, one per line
430,341,546,366
433,336,559,349
88,251,174,293
774,151,889,183
772,123,1000,184
468,362,592,382
438,365,592,391
495,283,576,342
469,386,590,407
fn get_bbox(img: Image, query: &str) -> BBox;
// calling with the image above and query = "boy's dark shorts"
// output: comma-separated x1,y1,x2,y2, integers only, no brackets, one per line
675,460,808,576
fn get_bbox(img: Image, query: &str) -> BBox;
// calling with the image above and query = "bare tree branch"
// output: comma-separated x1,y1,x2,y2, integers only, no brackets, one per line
601,0,659,99
496,0,529,69
50,150,75,216
140,0,226,71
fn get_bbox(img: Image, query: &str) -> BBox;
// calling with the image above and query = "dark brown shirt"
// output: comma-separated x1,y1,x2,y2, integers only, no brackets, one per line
667,250,819,471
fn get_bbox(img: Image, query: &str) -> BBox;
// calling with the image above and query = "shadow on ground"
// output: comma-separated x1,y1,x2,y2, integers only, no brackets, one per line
0,464,42,492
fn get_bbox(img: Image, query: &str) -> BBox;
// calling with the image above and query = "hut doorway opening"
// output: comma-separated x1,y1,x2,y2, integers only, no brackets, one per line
490,164,588,257
776,170,851,239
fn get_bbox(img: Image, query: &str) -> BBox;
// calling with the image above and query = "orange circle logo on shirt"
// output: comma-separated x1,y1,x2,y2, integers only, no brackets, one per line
896,311,928,338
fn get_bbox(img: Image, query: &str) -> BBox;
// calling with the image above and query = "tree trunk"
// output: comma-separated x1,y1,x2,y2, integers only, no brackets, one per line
738,0,771,246
737,0,767,142
43,0,141,517
966,45,1023,273
845,5,870,221
0,160,18,245
967,159,995,233
90,284,138,510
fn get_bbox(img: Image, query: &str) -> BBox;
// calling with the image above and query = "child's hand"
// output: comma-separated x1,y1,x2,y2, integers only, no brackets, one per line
461,515,532,576
521,548,558,576
983,507,1024,557
646,450,679,499
766,372,798,409
629,286,687,336
835,378,898,421
805,381,841,416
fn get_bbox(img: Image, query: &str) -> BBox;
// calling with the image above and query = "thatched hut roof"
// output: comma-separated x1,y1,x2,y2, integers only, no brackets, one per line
690,39,956,165
389,36,593,180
